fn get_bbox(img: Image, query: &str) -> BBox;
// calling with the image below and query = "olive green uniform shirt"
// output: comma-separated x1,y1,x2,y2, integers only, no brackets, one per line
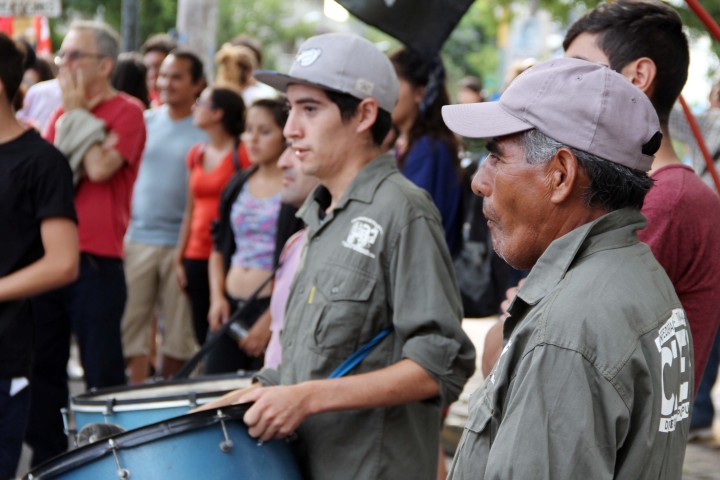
256,155,476,480
448,208,693,479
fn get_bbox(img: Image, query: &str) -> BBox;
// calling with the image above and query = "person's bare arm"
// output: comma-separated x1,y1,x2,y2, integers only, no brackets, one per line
82,135,125,182
207,250,230,331
236,358,440,441
0,218,79,301
174,180,194,289
58,69,125,182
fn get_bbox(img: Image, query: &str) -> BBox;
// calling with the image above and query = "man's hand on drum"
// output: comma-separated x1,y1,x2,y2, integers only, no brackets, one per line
192,383,261,412
238,384,314,442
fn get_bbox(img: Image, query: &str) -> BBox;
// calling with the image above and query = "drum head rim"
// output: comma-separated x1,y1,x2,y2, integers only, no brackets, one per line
26,404,252,478
71,373,254,406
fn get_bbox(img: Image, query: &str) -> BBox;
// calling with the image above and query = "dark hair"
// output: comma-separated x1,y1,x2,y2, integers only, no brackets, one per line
229,34,263,67
0,33,25,104
168,49,205,85
29,57,56,82
563,0,688,125
208,87,246,137
390,48,459,169
16,37,36,71
521,129,654,211
324,89,393,147
112,52,150,108
249,97,288,130
141,33,177,56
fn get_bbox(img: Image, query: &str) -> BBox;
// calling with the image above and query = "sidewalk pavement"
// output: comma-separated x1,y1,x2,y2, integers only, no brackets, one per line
442,318,720,480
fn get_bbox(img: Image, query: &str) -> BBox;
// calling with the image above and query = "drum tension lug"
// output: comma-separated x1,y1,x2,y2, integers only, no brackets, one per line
216,409,234,453
104,398,116,418
189,391,198,408
61,407,78,448
108,438,131,479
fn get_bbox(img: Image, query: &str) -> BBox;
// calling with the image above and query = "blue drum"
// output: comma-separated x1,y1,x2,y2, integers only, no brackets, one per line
70,373,253,433
26,404,303,479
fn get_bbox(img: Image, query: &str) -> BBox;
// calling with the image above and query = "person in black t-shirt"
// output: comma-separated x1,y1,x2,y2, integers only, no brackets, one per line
0,33,78,479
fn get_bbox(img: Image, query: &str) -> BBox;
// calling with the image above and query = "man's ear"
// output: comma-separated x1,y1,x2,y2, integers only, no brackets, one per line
620,57,656,96
100,57,115,78
413,85,426,105
355,98,379,135
547,147,580,205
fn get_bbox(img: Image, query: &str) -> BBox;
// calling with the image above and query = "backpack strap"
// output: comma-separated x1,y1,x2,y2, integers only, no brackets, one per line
232,141,240,171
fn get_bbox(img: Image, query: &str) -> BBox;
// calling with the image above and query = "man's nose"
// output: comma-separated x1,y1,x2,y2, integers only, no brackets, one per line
283,110,300,140
471,157,492,197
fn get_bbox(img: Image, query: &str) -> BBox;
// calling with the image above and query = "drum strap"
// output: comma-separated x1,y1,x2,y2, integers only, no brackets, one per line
328,327,394,379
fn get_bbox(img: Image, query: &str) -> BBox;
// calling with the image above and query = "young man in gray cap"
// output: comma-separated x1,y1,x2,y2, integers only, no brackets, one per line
202,33,475,479
443,57,692,479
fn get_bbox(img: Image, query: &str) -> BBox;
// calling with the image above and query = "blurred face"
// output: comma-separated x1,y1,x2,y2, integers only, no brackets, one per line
157,55,203,108
22,68,40,88
284,84,356,181
471,135,553,269
392,77,421,133
143,50,166,94
56,29,107,89
277,147,320,207
192,88,217,129
458,87,483,104
242,105,286,166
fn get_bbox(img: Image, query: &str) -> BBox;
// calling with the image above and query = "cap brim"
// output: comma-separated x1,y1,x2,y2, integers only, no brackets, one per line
442,102,534,139
254,70,342,96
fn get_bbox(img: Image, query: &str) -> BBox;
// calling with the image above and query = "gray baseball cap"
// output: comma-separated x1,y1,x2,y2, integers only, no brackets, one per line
442,57,660,171
254,33,399,114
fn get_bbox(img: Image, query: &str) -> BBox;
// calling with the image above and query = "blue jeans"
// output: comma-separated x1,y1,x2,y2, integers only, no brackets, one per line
26,253,127,466
692,327,720,429
0,379,30,478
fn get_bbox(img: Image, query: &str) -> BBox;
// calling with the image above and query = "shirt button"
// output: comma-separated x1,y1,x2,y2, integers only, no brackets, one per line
331,286,339,294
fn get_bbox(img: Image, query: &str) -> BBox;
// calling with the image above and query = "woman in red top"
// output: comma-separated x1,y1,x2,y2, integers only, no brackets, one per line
175,87,249,345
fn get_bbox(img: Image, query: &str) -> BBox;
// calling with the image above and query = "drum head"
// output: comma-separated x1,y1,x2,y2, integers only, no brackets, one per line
72,373,254,407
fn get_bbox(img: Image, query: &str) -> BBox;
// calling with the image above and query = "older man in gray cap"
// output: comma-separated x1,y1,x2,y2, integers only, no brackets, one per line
443,57,692,479
202,33,475,480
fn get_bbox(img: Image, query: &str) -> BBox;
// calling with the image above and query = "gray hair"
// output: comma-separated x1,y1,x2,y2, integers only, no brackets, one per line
519,129,653,211
70,20,120,65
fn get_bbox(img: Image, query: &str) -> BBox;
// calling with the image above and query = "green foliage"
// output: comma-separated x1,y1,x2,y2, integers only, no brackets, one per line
140,0,177,45
216,0,316,70
49,0,176,51
46,0,720,82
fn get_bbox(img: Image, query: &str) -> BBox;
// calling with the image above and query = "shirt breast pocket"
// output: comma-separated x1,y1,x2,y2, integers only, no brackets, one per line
309,266,376,358
449,392,496,478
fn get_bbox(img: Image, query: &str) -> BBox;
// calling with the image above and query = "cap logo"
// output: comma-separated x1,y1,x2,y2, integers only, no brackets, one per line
355,78,375,96
295,48,322,67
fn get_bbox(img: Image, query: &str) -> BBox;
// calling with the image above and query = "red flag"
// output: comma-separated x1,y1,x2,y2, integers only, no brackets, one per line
34,16,52,54
0,16,13,36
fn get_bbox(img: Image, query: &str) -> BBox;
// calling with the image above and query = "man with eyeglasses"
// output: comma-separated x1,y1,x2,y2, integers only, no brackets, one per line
26,20,146,466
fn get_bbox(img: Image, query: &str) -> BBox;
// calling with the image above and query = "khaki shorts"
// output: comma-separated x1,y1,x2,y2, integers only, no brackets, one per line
121,241,198,359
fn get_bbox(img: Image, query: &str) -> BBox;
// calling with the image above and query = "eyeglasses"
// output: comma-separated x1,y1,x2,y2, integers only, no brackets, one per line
195,98,215,109
54,50,105,66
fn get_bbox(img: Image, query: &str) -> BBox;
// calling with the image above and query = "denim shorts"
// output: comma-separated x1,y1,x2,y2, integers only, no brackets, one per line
0,378,31,477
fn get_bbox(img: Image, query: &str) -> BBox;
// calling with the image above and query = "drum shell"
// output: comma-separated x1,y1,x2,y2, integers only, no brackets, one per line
27,405,303,480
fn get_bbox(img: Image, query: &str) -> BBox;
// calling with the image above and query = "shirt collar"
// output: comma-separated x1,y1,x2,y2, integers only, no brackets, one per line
513,208,647,309
298,153,398,230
